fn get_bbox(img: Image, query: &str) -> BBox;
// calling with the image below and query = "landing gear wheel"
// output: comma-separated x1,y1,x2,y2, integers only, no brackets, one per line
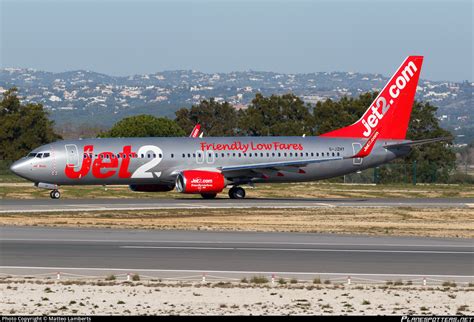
201,193,217,199
50,190,61,199
229,187,246,199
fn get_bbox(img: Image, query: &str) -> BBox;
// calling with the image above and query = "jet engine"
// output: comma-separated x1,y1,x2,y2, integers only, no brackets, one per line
129,184,174,192
175,170,226,194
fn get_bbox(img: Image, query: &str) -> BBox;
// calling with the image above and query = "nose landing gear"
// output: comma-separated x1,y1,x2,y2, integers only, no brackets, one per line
50,190,61,199
35,183,60,199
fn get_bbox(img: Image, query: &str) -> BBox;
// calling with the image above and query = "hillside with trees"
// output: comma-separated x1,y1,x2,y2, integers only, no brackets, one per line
1,68,471,143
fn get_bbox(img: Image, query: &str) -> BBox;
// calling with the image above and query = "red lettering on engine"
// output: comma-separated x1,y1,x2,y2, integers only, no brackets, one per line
177,170,226,194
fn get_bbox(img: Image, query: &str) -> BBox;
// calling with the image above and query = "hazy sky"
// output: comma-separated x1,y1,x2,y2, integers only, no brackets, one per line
1,0,472,81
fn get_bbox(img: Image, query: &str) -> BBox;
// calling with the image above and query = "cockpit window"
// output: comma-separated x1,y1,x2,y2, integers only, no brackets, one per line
28,152,50,158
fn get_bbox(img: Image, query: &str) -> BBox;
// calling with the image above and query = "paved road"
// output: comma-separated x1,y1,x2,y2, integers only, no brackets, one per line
0,227,472,282
1,197,473,213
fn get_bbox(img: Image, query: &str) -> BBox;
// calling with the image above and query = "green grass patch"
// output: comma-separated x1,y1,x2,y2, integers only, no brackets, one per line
250,276,269,284
1,181,473,200
105,274,116,281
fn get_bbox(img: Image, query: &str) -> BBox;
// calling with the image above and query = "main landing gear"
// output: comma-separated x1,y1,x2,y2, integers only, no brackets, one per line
50,190,61,199
200,187,246,199
228,186,246,199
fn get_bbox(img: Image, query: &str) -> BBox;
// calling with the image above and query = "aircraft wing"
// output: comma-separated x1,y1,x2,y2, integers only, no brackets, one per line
219,156,343,173
171,154,348,181
217,156,344,181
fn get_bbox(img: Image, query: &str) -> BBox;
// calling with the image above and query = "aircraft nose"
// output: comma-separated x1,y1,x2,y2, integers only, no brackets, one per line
10,160,30,178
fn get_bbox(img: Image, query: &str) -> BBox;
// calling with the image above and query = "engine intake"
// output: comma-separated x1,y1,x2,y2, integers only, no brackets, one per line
175,170,226,194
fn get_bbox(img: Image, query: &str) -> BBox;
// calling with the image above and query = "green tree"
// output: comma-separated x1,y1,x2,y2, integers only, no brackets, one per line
175,98,238,136
314,92,376,135
403,101,455,182
0,88,61,161
238,93,314,136
100,115,185,138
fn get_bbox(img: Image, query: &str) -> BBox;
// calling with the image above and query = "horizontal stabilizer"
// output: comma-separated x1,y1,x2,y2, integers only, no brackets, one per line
383,137,450,149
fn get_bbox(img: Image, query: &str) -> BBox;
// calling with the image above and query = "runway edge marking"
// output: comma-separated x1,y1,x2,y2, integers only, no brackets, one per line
0,266,473,278
2,238,472,248
119,245,474,254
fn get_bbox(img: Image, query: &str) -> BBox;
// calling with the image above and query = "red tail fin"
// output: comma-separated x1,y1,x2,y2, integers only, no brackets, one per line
320,56,423,140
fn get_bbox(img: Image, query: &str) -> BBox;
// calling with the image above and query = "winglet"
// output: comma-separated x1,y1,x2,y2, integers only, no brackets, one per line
189,124,201,138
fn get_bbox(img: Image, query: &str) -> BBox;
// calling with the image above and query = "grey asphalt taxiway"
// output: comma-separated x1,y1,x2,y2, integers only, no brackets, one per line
1,197,473,213
0,227,472,282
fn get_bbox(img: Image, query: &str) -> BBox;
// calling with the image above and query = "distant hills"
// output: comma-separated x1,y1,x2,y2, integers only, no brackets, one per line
0,68,472,143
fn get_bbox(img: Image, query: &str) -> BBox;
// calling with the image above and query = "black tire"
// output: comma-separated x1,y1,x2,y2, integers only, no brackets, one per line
229,187,246,199
51,190,61,199
201,193,217,199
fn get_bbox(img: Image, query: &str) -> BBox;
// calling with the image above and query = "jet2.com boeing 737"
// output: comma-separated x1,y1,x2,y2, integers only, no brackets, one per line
10,56,446,199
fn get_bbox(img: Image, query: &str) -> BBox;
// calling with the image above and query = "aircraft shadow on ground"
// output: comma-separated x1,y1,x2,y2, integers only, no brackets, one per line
174,197,369,202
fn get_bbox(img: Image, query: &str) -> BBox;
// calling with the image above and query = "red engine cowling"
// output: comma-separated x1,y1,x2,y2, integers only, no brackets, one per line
129,184,174,192
175,170,226,194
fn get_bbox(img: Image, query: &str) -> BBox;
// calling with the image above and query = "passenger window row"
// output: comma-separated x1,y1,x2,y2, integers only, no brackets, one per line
81,151,342,160
180,151,341,158
83,153,171,159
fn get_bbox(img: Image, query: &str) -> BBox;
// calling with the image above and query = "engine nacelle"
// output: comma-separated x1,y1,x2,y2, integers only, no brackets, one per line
129,184,174,192
175,170,226,194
